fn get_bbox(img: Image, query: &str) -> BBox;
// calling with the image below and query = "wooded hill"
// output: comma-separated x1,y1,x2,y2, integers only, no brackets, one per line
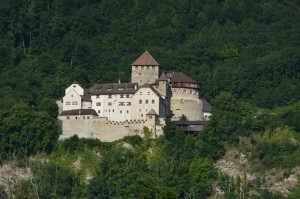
0,0,299,198
0,0,299,107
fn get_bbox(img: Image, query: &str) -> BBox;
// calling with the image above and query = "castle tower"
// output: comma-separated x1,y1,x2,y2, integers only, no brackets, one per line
167,72,203,121
131,51,159,85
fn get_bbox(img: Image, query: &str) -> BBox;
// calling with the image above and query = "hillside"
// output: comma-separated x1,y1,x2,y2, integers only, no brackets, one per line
0,0,299,198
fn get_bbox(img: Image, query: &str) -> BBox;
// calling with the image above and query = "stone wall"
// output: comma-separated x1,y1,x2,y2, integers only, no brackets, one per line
59,116,163,142
171,93,203,121
131,66,158,85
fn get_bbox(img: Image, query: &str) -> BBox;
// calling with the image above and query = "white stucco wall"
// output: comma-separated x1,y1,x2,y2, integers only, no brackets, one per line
63,89,82,110
131,87,160,121
91,94,133,122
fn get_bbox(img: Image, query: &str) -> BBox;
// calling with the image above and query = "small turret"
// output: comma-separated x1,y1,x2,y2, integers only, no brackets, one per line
157,71,168,97
146,109,158,137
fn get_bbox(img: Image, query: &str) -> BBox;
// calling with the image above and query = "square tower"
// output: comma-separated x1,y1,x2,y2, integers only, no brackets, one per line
131,51,159,85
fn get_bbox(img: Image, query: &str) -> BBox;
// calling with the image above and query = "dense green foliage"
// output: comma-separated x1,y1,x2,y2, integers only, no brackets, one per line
0,0,299,107
9,94,300,198
0,0,299,198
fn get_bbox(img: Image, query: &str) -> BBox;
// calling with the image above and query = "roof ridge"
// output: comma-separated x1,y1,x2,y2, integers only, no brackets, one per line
158,71,167,81
131,51,159,66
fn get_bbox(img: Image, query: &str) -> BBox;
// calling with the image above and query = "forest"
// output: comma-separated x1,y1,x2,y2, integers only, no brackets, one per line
0,0,299,198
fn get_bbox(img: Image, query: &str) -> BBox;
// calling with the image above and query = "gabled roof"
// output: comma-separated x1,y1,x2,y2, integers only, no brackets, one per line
59,109,98,116
167,72,197,83
146,109,158,115
201,98,212,112
158,71,167,81
131,51,159,66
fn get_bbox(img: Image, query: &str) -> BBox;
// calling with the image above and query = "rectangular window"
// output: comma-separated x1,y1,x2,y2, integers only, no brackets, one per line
67,116,70,119
141,114,143,117
139,100,142,104
108,94,112,99
152,100,155,104
72,101,78,105
145,100,148,104
120,94,124,98
87,116,89,119
96,102,101,106
66,101,71,105
108,102,112,106
127,102,131,106
127,110,129,113
140,92,142,95
126,94,130,98
147,92,150,95
120,110,122,113
98,110,100,113
119,102,125,106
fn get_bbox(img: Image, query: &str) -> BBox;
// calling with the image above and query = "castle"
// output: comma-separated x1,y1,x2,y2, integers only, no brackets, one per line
57,51,211,141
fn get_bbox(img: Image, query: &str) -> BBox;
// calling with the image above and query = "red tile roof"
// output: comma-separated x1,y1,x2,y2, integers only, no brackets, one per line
131,51,159,66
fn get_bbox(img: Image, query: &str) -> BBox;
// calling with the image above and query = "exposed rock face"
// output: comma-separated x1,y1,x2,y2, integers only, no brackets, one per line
266,167,300,195
73,157,81,171
216,149,300,196
0,164,32,196
216,149,256,181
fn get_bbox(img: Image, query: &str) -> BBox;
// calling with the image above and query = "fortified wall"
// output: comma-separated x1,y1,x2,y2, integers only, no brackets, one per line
59,115,164,142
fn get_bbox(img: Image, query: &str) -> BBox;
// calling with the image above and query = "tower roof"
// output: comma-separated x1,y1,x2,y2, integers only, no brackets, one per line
158,71,167,81
167,72,197,83
146,109,158,115
131,51,159,66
